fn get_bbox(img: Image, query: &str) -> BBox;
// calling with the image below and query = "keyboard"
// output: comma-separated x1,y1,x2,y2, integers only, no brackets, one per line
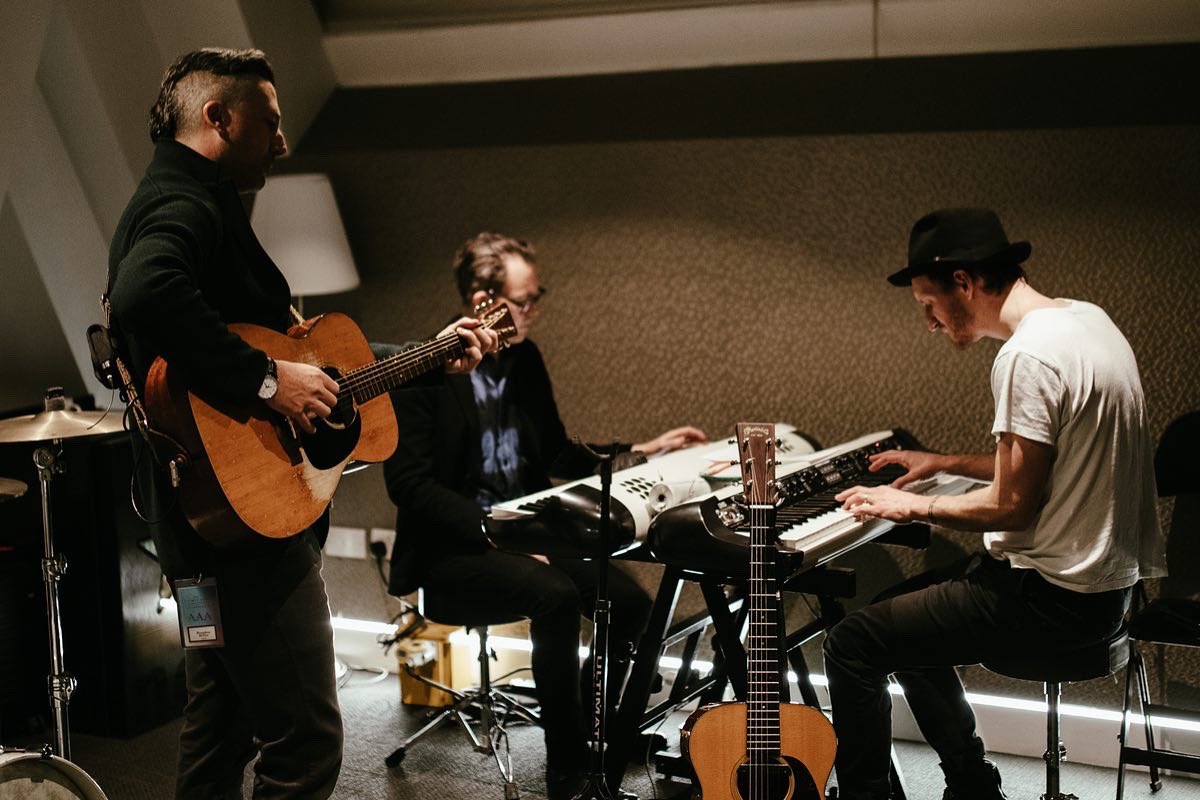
486,424,819,557
647,430,984,575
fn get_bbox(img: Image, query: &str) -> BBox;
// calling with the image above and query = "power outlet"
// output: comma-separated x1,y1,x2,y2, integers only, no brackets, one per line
369,528,396,561
325,525,368,559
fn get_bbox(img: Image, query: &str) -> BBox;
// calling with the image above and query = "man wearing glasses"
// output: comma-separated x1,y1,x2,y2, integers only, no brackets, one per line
383,232,704,799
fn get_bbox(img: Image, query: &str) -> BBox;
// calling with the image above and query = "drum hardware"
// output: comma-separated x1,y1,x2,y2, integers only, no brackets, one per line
0,388,113,798
0,745,107,799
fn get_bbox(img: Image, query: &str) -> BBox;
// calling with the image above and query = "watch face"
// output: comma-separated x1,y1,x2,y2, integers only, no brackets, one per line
258,374,278,400
258,358,278,399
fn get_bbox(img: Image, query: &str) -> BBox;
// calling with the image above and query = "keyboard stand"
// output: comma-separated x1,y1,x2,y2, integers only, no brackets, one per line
605,562,739,792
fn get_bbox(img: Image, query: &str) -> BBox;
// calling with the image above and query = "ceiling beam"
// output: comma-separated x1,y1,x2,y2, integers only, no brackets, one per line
323,0,1200,88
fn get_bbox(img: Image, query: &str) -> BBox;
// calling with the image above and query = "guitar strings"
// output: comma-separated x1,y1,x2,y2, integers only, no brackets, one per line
337,334,462,400
334,312,508,403
749,502,780,781
746,448,779,796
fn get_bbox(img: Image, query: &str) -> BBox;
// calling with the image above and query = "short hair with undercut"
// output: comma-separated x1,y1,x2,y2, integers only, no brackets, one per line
149,48,275,143
452,232,537,303
923,258,1027,295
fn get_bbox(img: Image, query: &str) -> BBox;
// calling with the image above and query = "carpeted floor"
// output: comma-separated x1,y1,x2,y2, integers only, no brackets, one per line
3,669,1189,799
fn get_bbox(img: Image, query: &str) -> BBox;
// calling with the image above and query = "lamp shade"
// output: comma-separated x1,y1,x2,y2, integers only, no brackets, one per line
250,173,360,296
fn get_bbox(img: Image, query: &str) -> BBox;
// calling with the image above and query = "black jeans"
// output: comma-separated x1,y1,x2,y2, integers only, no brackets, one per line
175,539,343,800
423,548,652,773
822,552,1129,800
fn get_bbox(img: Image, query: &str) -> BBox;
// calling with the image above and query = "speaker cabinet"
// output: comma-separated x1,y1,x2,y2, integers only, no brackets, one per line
0,433,186,738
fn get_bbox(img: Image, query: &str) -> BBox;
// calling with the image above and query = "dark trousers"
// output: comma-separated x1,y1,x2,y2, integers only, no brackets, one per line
175,540,343,800
822,552,1129,800
422,549,652,773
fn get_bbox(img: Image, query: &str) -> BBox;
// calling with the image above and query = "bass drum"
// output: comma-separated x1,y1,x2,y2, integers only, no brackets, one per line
0,750,108,799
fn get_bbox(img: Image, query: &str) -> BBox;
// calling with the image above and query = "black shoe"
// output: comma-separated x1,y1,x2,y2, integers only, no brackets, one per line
940,758,1007,800
545,768,587,800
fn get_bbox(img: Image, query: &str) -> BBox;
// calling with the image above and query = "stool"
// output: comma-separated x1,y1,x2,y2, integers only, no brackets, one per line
385,591,538,799
982,628,1129,800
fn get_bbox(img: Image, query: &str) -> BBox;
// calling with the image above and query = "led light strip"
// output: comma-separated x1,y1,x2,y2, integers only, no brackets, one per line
331,617,1200,734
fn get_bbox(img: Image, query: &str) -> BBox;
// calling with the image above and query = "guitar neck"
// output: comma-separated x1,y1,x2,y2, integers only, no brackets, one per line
339,332,464,404
685,426,836,800
747,501,782,766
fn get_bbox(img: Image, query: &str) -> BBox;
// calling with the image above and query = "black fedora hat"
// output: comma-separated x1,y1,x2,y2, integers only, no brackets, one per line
887,208,1031,286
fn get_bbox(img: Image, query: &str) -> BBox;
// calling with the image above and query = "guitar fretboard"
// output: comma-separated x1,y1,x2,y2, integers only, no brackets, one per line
747,501,782,766
337,333,465,407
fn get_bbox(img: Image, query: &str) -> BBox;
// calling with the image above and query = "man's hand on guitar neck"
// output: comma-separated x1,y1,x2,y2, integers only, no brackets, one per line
440,317,499,374
267,360,340,434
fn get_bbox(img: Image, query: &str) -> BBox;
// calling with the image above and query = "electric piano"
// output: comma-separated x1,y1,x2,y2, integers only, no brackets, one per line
647,429,984,576
485,424,818,557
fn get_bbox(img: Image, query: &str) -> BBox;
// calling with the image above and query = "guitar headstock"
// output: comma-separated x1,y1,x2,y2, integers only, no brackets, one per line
472,298,518,348
736,422,777,506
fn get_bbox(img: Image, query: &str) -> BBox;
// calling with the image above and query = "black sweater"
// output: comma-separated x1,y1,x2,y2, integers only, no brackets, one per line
107,140,296,576
108,140,288,403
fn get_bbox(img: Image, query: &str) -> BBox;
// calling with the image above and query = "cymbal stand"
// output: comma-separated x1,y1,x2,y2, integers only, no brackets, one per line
573,443,618,800
33,439,75,760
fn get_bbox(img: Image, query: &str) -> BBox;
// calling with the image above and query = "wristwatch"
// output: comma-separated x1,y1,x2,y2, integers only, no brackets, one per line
257,357,278,400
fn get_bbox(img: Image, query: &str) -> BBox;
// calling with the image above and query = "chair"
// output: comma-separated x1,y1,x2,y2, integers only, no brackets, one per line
385,588,539,799
983,628,1130,800
1116,411,1200,797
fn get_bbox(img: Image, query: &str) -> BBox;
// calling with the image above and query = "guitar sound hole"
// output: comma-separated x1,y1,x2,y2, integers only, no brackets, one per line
321,367,358,429
735,757,820,800
297,367,362,469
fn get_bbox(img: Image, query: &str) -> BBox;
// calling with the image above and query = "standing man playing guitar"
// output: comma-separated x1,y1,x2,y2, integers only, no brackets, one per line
384,232,705,800
107,48,496,799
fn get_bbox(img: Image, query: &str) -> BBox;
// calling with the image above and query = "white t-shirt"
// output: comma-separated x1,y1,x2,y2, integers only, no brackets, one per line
983,300,1165,593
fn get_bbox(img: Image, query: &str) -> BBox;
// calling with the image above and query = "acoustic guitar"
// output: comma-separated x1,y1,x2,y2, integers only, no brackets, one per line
680,422,837,800
143,302,515,546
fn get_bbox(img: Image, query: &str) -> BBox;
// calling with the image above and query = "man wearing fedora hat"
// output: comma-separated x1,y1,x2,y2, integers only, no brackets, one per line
821,208,1164,799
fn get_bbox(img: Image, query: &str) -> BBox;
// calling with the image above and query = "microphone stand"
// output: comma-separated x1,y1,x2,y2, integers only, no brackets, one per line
571,441,619,800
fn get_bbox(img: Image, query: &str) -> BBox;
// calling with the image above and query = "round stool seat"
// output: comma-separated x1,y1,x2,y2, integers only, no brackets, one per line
983,627,1129,683
422,588,525,630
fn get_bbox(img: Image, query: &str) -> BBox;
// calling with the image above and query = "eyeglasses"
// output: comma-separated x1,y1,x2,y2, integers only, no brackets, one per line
496,287,547,313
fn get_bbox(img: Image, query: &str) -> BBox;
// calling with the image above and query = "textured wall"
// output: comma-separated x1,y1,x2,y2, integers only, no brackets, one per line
291,122,1200,707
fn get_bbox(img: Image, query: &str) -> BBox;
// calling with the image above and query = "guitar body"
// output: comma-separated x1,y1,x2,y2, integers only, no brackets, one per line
144,313,397,545
682,702,835,800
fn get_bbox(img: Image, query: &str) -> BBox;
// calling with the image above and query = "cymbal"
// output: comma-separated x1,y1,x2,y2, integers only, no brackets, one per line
0,408,124,443
0,477,27,500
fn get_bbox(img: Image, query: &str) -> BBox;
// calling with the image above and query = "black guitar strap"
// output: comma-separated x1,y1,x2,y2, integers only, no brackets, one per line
90,293,191,489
